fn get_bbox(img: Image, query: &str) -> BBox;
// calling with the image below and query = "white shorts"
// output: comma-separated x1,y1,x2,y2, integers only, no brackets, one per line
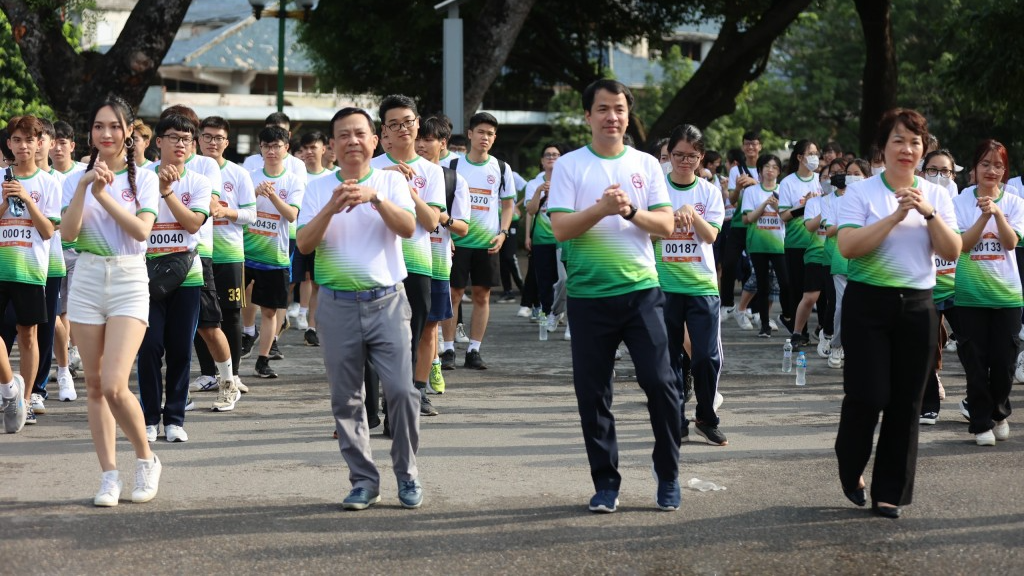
67,252,150,326
59,248,80,315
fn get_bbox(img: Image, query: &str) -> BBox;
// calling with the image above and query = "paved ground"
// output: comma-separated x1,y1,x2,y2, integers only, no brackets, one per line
2,296,1023,575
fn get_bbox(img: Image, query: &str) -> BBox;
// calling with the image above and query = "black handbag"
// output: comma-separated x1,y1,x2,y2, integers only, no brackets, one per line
146,250,196,302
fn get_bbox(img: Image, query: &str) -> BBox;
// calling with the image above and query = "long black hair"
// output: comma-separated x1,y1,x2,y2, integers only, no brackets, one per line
86,96,138,200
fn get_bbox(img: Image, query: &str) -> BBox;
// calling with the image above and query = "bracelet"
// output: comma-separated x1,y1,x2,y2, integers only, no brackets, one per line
161,191,173,199
924,209,936,221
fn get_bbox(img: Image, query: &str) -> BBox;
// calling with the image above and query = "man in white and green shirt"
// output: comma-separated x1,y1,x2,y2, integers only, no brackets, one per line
548,79,682,514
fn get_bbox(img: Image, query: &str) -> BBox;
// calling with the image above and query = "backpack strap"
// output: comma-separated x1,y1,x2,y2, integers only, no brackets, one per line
442,166,457,214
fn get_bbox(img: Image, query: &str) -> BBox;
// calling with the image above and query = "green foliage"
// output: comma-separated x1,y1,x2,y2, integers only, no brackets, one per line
0,12,52,120
633,45,695,137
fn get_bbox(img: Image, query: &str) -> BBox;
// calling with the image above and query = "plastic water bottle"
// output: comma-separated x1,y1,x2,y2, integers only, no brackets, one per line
796,352,807,386
686,478,727,492
539,315,548,341
782,339,793,373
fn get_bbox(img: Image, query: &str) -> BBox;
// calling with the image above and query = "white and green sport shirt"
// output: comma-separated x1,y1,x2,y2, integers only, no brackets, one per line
837,173,956,290
0,168,61,285
953,185,1024,308
429,171,470,281
298,169,415,291
212,159,257,265
548,145,671,299
451,155,516,249
741,183,784,254
525,173,556,246
370,153,447,277
244,168,305,268
778,172,821,250
61,167,159,257
147,166,212,288
655,175,724,296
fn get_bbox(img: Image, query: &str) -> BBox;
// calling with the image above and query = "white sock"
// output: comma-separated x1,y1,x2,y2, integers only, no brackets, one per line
443,341,454,352
102,469,119,481
432,357,440,365
307,327,316,332
1,381,15,399
216,359,233,381
243,325,256,337
468,340,481,353
299,307,308,316
137,456,155,466
57,366,71,378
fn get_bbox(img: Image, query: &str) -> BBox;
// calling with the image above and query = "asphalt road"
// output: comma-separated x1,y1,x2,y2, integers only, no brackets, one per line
2,295,1023,575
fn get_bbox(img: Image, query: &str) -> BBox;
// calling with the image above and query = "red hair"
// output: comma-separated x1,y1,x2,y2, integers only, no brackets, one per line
972,139,1010,184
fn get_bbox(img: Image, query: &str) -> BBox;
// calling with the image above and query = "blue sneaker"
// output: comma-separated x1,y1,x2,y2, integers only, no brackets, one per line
342,486,380,511
398,479,423,509
588,489,619,513
657,479,681,511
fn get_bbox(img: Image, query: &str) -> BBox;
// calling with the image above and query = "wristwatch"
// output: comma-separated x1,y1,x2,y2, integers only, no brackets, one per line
623,204,639,221
924,209,936,221
500,229,510,237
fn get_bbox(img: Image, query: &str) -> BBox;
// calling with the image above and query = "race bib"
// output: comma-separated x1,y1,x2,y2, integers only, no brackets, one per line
250,210,281,237
148,222,188,254
214,200,230,226
661,230,701,263
469,187,492,213
0,217,34,248
971,232,1005,261
935,255,956,275
757,210,782,231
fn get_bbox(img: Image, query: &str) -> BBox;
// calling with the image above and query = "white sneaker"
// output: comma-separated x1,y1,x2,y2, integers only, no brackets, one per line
976,430,996,446
713,391,724,412
286,302,300,319
1015,352,1024,383
735,310,754,330
146,424,159,442
68,346,82,372
233,375,249,394
2,375,27,433
184,395,195,412
30,393,46,415
132,454,162,503
993,420,1009,441
545,313,559,332
212,377,241,412
720,306,734,323
58,371,77,401
189,375,218,392
295,312,309,331
516,306,531,318
563,324,571,341
817,335,832,359
828,346,843,369
461,293,471,303
94,471,122,507
944,338,957,352
455,323,470,344
769,319,779,331
165,424,189,442
614,348,623,361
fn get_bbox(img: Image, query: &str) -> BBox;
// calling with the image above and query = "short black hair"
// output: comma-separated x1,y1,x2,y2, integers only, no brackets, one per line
53,120,74,141
823,141,843,155
258,125,290,144
200,116,231,132
0,129,12,162
330,107,375,134
378,94,418,124
300,131,328,147
667,124,706,156
39,118,55,140
582,79,633,112
155,113,197,137
468,112,498,131
742,130,761,143
419,117,451,142
265,112,290,129
448,134,468,148
757,153,783,174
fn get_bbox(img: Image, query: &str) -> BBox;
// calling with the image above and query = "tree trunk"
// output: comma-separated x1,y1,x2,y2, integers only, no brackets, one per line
463,0,537,128
0,0,191,140
854,0,897,156
646,0,812,146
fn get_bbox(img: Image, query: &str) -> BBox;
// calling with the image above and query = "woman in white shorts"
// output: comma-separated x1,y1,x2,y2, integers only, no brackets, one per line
60,97,163,507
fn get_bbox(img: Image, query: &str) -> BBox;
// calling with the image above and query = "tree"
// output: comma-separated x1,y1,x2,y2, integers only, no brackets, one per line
0,0,191,137
0,11,51,119
853,0,896,156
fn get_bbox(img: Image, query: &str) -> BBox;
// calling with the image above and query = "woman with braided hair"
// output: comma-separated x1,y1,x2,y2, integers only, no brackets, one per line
60,97,163,506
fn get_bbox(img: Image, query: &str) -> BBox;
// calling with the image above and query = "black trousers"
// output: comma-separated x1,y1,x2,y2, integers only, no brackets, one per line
499,230,524,293
567,288,681,491
750,252,792,330
956,306,1019,434
664,293,723,427
520,254,539,309
835,281,937,506
404,273,431,383
138,286,201,428
719,226,749,307
532,243,558,315
922,306,958,414
785,248,805,328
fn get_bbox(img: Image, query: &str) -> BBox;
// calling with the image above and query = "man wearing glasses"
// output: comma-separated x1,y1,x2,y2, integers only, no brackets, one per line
243,126,306,379
719,130,762,328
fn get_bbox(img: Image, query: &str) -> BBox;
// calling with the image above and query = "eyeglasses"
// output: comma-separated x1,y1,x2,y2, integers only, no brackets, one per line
542,153,560,159
671,152,701,163
742,141,760,148
160,134,193,145
201,134,228,144
924,168,953,178
260,142,285,152
979,161,1006,174
383,119,417,133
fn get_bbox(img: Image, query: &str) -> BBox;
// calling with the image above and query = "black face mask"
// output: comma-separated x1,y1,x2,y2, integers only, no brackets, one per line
830,173,846,189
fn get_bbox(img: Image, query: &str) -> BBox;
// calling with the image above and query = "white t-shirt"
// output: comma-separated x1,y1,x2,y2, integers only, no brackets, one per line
243,153,306,181
213,159,257,265
430,170,470,281
55,164,87,252
245,167,305,268
777,172,822,249
147,164,212,287
727,163,760,227
548,145,671,299
298,169,416,291
370,153,447,277
438,151,461,168
837,173,956,289
0,168,61,285
62,166,160,257
655,175,724,296
185,154,222,259
952,185,1024,308
450,155,516,249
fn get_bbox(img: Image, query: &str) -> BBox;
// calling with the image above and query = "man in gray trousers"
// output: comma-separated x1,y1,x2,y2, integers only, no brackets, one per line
296,107,422,510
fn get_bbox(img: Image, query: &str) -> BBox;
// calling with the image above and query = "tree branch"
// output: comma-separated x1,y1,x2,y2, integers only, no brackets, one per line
463,0,537,123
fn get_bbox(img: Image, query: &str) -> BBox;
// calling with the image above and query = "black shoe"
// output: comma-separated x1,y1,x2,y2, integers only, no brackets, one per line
382,418,391,438
464,350,487,370
844,487,867,507
777,314,795,335
304,328,320,347
269,339,284,360
420,391,439,416
872,503,901,519
758,327,772,338
367,415,381,430
241,333,256,359
440,349,456,371
255,356,277,379
695,421,728,446
498,291,516,303
680,422,689,444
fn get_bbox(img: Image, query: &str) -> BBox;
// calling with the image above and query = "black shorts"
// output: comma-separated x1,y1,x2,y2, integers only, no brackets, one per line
245,266,289,310
197,258,223,328
0,281,47,326
291,248,316,284
803,263,829,293
214,262,245,310
450,246,500,289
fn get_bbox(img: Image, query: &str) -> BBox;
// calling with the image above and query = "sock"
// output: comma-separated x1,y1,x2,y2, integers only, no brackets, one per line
57,366,71,379
414,380,427,390
1,381,15,399
102,469,119,481
299,307,308,316
443,341,454,352
432,357,441,365
137,457,155,466
216,359,233,381
468,340,481,353
274,335,279,342
307,327,316,332
243,325,256,337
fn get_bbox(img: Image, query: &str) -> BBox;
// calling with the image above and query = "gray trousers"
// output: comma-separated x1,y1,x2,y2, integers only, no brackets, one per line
832,275,847,349
317,286,419,489
551,247,568,317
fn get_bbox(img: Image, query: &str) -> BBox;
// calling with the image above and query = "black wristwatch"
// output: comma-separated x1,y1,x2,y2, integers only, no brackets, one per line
623,204,639,221
924,209,936,221
500,229,510,237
